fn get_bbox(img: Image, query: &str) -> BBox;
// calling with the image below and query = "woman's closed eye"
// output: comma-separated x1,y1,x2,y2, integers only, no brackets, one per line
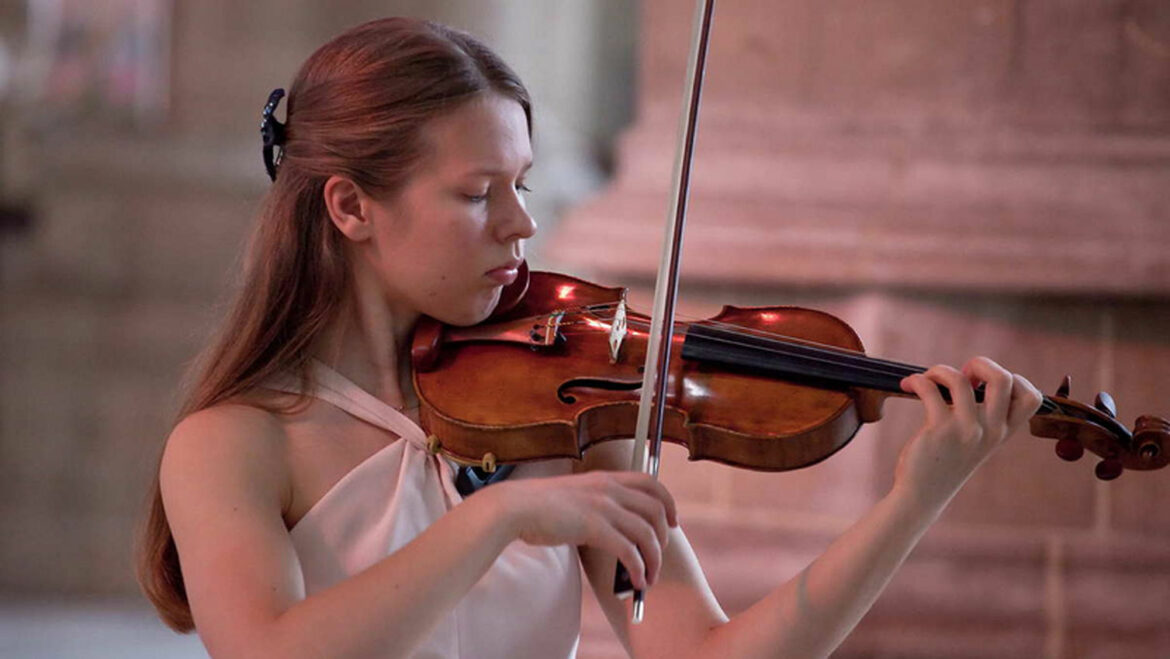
462,182,532,203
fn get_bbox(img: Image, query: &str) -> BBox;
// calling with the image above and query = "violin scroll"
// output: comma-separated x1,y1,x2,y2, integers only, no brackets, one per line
1030,375,1169,480
1135,415,1170,462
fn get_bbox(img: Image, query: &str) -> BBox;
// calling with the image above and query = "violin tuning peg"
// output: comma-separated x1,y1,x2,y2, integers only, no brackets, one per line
1095,458,1123,481
1094,391,1117,418
1055,438,1085,462
1055,375,1071,398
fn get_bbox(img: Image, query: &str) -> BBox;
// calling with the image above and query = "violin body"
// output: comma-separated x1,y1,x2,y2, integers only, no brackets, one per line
414,271,899,471
412,270,1169,479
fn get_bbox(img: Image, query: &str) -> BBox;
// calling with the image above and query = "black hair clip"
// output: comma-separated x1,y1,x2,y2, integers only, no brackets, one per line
260,88,287,182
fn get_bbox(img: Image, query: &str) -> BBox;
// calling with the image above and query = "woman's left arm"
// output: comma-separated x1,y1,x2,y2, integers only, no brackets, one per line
579,356,1043,659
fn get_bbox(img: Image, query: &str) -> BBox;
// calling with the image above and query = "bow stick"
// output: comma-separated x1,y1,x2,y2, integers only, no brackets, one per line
613,0,718,624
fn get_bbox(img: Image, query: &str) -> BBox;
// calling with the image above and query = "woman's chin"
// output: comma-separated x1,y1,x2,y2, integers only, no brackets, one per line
431,288,501,326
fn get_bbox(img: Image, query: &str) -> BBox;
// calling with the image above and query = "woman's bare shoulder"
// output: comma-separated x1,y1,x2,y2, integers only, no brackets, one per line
160,395,299,515
167,397,289,455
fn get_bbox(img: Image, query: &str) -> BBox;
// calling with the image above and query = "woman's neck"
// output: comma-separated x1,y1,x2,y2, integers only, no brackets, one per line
311,265,420,410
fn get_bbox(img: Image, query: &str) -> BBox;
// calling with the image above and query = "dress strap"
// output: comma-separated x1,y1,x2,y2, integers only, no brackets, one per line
264,358,512,498
263,359,429,451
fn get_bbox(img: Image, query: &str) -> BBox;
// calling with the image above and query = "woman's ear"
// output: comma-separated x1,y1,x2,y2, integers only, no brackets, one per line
323,175,374,242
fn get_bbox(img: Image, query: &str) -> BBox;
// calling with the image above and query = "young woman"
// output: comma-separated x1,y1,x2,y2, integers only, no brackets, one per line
137,17,1044,659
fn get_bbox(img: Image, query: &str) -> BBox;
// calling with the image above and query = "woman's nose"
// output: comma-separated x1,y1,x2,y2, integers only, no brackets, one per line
494,196,537,243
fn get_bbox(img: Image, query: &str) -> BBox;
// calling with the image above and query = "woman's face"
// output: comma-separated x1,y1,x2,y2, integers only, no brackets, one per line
360,92,536,326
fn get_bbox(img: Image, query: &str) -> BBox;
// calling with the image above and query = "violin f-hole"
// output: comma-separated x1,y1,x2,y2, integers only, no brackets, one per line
557,377,643,404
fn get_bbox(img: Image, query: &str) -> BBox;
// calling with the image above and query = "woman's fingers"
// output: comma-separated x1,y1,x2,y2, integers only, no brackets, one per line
608,486,670,552
901,372,947,426
509,470,682,591
962,356,1014,430
1006,373,1044,429
600,473,675,586
903,357,1040,445
610,472,678,528
902,366,977,427
603,499,663,588
593,520,649,590
928,365,978,426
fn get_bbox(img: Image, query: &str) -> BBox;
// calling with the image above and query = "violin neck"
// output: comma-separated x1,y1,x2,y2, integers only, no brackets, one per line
681,323,925,397
679,323,1128,440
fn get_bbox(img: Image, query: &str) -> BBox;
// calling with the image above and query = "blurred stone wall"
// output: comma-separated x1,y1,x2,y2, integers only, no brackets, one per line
553,1,1170,658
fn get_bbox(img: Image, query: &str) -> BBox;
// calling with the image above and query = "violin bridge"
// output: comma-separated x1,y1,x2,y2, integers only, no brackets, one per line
609,293,628,364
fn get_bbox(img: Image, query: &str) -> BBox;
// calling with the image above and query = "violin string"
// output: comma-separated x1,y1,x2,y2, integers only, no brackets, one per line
555,308,919,384
665,325,1063,416
665,322,922,385
573,302,911,370
687,318,923,375
562,304,921,380
545,306,1061,414
559,306,917,379
648,318,1061,413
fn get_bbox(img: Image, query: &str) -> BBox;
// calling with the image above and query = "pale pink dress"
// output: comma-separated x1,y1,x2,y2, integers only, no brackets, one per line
264,359,582,658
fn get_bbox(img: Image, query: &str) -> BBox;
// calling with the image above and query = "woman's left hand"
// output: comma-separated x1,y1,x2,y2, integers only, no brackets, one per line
894,356,1044,515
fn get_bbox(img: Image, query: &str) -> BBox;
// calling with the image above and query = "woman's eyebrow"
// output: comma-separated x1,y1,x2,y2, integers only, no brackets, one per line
461,160,533,177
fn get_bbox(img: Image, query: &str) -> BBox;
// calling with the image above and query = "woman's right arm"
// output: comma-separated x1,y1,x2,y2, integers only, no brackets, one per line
161,404,676,659
161,404,518,659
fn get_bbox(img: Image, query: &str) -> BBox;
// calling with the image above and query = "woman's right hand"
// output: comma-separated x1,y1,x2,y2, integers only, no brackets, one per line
488,471,678,591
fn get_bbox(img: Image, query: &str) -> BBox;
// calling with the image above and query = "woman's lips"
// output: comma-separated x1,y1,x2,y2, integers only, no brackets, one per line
485,265,520,285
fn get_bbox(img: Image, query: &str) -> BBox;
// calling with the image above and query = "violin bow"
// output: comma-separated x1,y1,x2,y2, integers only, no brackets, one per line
616,0,718,624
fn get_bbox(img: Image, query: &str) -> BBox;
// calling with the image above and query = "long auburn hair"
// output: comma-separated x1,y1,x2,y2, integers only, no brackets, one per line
136,17,532,632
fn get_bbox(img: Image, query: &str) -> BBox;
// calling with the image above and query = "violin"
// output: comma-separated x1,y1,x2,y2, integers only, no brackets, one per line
412,265,1170,482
